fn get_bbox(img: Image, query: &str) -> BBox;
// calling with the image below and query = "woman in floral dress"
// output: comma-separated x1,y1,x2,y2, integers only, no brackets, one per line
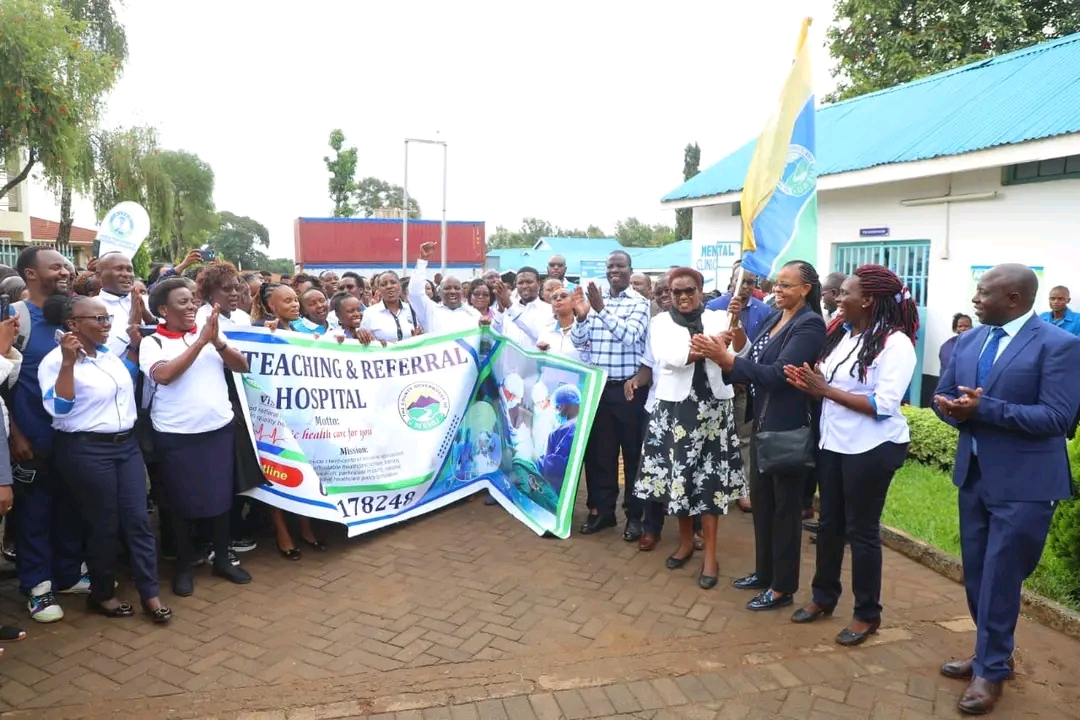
634,267,744,589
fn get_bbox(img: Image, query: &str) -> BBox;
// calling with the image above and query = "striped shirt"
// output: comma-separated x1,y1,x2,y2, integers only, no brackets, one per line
570,288,649,382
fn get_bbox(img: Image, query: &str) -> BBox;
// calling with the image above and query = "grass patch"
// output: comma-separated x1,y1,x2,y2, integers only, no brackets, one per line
883,463,961,556
883,462,1080,611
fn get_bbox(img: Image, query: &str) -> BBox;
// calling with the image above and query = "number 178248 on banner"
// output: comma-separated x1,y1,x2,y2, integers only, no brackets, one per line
336,491,417,519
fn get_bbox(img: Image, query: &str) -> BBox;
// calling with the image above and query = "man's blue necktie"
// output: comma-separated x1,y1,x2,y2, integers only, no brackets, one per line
977,327,1007,388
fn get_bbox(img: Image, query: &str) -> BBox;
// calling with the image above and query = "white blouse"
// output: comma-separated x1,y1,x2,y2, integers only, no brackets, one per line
359,301,417,344
536,323,590,364
196,304,251,327
818,329,916,455
38,345,137,434
138,330,234,434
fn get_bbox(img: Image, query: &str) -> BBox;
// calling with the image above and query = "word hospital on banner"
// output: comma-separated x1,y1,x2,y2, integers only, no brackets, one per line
222,326,605,539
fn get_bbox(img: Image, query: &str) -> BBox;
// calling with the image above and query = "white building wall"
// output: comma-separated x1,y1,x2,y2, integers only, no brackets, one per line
691,168,1080,376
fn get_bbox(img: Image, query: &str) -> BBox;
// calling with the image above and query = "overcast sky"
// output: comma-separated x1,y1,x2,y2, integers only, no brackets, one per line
28,0,839,260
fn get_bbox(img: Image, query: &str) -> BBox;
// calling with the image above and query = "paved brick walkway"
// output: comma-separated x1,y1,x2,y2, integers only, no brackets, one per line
1,496,1079,719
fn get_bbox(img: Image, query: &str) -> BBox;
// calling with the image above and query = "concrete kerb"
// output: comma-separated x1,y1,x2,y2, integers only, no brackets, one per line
878,523,1080,641
807,495,1080,641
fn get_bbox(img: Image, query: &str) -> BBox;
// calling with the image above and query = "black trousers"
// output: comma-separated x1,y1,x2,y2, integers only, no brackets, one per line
802,465,818,512
583,382,645,520
812,442,908,621
749,434,805,594
55,432,159,602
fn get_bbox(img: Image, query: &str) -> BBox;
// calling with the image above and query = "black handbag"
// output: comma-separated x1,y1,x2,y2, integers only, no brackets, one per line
134,336,161,463
751,317,816,476
224,370,266,494
754,391,816,475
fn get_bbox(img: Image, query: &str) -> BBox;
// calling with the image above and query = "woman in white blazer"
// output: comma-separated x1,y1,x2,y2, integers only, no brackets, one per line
633,267,745,590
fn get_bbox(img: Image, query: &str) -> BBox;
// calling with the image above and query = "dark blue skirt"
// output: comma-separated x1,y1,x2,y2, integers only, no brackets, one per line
155,422,235,519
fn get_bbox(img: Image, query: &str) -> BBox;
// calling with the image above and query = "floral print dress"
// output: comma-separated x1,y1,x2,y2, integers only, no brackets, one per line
634,385,745,517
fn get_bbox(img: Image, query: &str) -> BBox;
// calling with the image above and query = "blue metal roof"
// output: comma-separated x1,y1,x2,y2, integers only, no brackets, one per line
487,239,691,276
631,240,693,271
663,32,1080,202
536,237,624,255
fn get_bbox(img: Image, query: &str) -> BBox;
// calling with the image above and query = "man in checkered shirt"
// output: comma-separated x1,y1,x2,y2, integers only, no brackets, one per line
570,250,650,540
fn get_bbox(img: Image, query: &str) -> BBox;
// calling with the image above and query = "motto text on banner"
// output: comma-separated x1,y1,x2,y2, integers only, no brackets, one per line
222,326,605,538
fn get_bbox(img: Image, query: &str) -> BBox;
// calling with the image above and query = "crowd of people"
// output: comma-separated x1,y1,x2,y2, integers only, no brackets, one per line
0,241,1073,717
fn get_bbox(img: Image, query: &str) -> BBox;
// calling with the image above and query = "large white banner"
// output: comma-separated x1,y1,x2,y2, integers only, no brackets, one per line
224,326,605,538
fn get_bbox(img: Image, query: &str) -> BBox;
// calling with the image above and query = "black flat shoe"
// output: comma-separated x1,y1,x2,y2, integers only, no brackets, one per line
665,549,695,570
278,545,302,561
579,513,616,535
732,572,768,590
791,604,835,624
301,538,328,551
0,625,26,642
212,563,252,585
622,519,643,542
142,601,173,625
172,570,194,597
87,598,135,618
698,563,719,590
746,589,793,611
836,619,880,647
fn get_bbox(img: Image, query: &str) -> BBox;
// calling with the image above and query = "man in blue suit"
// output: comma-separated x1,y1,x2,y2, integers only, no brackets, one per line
933,264,1080,716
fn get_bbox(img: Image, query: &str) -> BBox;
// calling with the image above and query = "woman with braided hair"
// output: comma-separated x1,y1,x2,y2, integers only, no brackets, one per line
783,264,918,646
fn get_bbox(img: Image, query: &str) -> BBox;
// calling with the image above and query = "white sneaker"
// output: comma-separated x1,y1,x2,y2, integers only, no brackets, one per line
28,581,64,623
58,573,91,594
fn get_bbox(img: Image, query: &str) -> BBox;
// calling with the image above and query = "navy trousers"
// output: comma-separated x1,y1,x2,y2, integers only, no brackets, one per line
55,432,160,602
13,451,84,596
960,457,1055,682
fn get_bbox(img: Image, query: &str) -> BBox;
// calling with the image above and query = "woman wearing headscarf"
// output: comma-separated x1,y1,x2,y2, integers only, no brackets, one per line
41,295,171,622
139,278,252,596
784,265,917,646
693,260,826,611
633,267,743,589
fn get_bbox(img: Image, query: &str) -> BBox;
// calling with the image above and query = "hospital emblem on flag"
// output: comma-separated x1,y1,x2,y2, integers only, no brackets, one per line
778,145,816,197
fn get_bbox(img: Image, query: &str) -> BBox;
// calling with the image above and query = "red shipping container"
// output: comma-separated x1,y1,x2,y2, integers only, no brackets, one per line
294,218,485,273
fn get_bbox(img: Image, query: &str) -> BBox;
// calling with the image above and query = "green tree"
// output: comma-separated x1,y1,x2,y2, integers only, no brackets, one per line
89,126,173,272
826,0,1080,102
324,129,357,217
155,149,216,262
675,142,700,240
205,211,269,270
615,217,677,247
486,225,529,250
552,224,609,238
0,0,117,199
263,257,296,275
52,0,128,245
355,177,420,218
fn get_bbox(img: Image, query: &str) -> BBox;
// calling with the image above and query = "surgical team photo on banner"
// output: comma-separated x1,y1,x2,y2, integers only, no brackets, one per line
224,325,605,538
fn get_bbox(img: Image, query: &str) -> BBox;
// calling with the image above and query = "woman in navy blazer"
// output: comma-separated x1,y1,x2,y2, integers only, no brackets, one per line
695,260,827,611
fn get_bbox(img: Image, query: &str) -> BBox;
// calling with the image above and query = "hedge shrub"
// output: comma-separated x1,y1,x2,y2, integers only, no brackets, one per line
902,404,1080,599
901,405,958,470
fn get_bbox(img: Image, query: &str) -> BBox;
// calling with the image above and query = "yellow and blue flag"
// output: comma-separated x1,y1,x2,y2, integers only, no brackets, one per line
740,17,817,278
